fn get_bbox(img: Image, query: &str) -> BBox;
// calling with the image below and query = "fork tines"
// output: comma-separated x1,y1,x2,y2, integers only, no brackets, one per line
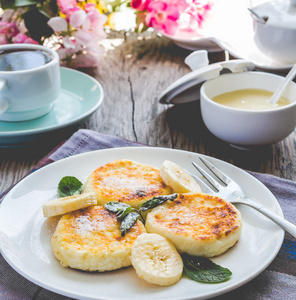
192,157,230,193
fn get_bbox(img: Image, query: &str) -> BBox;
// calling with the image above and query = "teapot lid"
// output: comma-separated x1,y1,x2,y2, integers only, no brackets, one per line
158,50,255,105
253,0,296,29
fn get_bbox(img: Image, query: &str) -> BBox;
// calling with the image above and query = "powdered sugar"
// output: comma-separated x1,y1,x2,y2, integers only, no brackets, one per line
75,215,106,236
101,176,159,194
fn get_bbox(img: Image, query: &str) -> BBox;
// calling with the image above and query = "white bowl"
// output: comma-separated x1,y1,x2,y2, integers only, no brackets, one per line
200,71,296,149
252,1,296,64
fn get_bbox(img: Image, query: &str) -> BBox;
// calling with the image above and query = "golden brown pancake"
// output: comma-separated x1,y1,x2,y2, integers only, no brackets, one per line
145,193,242,257
51,205,146,271
83,159,173,209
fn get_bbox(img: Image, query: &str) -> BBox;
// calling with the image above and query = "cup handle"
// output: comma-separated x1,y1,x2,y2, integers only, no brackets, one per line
0,79,9,115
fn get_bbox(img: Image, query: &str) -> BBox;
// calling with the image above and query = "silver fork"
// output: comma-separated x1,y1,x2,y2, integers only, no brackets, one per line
191,157,296,238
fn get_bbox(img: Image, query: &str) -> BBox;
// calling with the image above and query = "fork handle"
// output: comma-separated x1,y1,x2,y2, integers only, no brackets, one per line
257,206,296,238
240,196,296,237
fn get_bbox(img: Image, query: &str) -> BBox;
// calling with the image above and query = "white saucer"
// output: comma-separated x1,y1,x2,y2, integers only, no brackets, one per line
0,67,104,147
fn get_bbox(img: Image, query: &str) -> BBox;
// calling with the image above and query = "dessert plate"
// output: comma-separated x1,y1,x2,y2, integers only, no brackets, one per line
0,147,284,300
0,67,104,147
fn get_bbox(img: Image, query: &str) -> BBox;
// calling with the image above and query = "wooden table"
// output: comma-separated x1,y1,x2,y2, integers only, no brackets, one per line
1,30,295,195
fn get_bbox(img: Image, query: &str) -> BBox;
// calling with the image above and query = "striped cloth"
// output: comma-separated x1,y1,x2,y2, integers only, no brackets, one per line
0,129,295,300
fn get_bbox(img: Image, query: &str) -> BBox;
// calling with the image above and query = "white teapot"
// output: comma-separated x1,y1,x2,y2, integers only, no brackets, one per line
251,0,296,64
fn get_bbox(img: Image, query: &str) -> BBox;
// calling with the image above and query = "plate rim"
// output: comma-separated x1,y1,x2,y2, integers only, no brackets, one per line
0,147,285,299
0,67,104,138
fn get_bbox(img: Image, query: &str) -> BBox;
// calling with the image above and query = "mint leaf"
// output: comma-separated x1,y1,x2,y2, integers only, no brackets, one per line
58,176,83,197
120,212,140,237
104,202,140,236
182,254,232,283
116,207,135,221
139,193,177,212
104,202,137,221
104,194,177,237
104,202,131,214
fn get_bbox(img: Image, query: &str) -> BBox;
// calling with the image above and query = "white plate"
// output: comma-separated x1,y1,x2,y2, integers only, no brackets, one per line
0,147,284,300
0,67,104,147
165,0,293,72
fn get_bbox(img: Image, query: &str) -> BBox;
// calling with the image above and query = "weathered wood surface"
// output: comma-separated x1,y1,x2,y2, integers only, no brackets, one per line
1,31,296,195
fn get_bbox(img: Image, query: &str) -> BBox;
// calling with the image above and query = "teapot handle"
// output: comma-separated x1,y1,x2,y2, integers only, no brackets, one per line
0,79,9,115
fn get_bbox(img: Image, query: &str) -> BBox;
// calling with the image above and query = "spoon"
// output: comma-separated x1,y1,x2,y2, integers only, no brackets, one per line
248,8,267,24
268,64,296,104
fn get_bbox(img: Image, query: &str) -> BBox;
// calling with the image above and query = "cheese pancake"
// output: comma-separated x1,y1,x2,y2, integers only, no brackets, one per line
83,160,172,209
145,193,242,257
51,206,146,272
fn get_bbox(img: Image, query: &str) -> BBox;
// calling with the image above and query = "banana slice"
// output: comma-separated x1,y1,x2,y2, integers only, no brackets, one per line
160,160,201,193
42,192,97,218
131,233,183,286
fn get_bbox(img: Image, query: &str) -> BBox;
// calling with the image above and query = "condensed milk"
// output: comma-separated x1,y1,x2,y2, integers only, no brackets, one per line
212,89,290,110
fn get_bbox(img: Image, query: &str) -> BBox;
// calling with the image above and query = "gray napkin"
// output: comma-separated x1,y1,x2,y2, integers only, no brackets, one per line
0,129,295,300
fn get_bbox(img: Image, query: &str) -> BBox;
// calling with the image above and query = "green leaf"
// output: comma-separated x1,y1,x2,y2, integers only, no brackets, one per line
117,206,135,221
104,202,137,221
15,0,38,7
58,176,83,198
104,202,131,213
42,0,59,17
0,0,16,9
120,212,140,237
104,202,139,236
105,197,176,236
139,193,177,212
182,254,232,283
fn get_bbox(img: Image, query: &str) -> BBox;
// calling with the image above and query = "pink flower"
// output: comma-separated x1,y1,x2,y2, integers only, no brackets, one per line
47,1,107,68
57,0,77,14
74,29,92,44
0,35,8,45
182,0,213,29
131,0,152,11
0,22,8,32
84,3,96,13
65,7,81,22
48,17,68,32
57,44,82,60
0,22,19,38
70,9,87,28
13,33,38,44
73,9,107,44
57,44,99,68
62,36,76,49
56,0,80,22
170,0,188,11
145,1,180,35
12,32,27,43
57,47,73,60
85,10,107,31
